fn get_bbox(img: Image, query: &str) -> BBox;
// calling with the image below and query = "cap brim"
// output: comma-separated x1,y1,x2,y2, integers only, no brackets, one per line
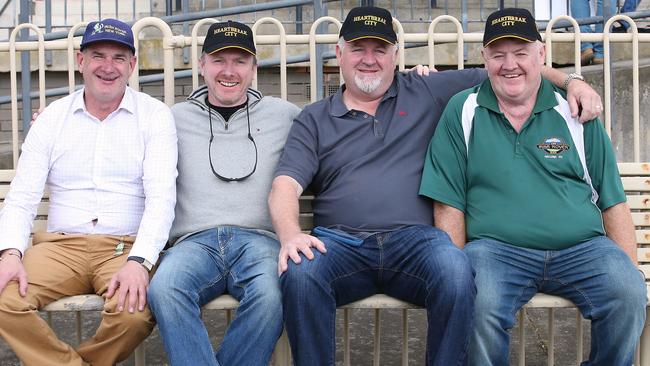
344,32,396,45
81,39,136,53
205,44,256,56
484,34,537,47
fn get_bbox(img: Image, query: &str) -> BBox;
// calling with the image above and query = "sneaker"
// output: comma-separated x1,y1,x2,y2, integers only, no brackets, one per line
592,57,604,64
581,48,594,65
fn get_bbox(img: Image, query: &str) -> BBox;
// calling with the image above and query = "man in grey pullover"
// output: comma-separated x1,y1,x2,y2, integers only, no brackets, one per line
147,21,300,366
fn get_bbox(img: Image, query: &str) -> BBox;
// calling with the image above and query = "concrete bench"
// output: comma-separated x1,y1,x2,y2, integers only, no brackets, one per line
1,162,649,365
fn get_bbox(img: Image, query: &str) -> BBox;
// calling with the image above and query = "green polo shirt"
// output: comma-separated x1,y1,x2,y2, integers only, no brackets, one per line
419,78,625,250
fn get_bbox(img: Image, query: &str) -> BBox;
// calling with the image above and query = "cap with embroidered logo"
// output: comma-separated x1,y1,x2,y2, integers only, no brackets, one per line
203,21,256,56
483,8,541,47
80,18,135,53
339,6,396,44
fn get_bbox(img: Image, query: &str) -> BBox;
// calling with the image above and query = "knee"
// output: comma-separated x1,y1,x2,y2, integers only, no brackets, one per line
147,276,171,307
433,246,475,295
280,257,324,297
0,284,34,316
247,277,283,314
107,305,155,337
608,274,647,314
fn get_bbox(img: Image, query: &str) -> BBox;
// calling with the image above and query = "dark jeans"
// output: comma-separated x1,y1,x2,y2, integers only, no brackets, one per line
281,224,476,366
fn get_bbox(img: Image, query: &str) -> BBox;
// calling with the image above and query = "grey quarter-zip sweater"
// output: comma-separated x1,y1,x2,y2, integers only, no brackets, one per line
169,86,301,244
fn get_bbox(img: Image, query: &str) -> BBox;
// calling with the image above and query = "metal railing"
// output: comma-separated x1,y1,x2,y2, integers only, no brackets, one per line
0,14,648,364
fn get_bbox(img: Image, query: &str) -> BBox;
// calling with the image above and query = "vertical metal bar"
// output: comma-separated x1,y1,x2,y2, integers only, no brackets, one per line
115,0,118,19
64,0,68,26
97,0,101,19
81,0,84,21
547,308,555,366
640,307,650,366
134,345,146,366
19,0,31,136
76,312,82,344
344,309,350,366
576,309,583,364
373,309,380,366
45,0,52,66
296,5,303,34
226,309,233,325
518,310,525,366
461,0,468,60
401,309,408,366
166,0,173,16
313,0,326,101
182,0,189,64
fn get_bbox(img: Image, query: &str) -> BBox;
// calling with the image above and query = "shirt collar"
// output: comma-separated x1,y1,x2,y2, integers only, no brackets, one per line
476,77,558,114
329,75,399,117
71,86,135,115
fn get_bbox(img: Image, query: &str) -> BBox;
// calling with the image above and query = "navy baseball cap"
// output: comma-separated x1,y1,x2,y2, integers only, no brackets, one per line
483,8,541,47
340,6,397,44
203,21,256,56
80,19,135,53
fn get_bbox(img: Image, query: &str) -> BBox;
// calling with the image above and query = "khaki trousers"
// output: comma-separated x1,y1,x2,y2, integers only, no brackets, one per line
0,232,155,366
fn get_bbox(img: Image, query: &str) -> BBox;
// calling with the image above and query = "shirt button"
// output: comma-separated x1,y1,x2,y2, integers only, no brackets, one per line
351,112,357,116
364,114,368,119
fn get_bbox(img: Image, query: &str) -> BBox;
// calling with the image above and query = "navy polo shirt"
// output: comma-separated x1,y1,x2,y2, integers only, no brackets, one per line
275,69,486,233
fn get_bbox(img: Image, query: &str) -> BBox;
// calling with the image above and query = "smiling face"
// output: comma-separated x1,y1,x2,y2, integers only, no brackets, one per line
77,41,136,109
199,48,256,107
336,38,397,100
482,38,545,105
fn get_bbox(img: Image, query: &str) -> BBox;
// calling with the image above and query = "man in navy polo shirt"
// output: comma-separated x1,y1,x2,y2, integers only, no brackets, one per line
269,6,604,365
420,8,646,365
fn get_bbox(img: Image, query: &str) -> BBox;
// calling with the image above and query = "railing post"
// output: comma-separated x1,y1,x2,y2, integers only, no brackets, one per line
19,0,31,136
45,0,52,66
313,0,326,101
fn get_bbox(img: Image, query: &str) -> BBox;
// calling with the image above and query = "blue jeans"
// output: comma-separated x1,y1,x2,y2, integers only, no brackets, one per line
622,0,641,13
148,227,283,366
571,0,618,58
281,224,476,366
621,0,641,29
465,237,647,366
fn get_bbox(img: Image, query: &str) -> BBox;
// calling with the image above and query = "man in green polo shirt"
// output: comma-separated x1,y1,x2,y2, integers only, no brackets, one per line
419,7,646,366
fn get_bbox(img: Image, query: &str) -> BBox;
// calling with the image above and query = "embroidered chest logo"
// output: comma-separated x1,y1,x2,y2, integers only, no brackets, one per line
537,137,570,159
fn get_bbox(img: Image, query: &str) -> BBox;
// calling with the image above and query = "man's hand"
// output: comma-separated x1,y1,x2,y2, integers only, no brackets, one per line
0,252,27,297
408,64,437,76
566,79,603,123
29,107,44,127
106,260,149,313
278,233,326,275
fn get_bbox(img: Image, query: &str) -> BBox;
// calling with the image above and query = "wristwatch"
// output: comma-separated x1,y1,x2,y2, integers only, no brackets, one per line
563,72,585,90
127,256,153,271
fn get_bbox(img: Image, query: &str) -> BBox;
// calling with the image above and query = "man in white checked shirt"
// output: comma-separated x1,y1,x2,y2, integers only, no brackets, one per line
0,19,177,366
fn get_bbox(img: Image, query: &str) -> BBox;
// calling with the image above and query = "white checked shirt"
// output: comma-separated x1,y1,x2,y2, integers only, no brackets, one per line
0,87,178,264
